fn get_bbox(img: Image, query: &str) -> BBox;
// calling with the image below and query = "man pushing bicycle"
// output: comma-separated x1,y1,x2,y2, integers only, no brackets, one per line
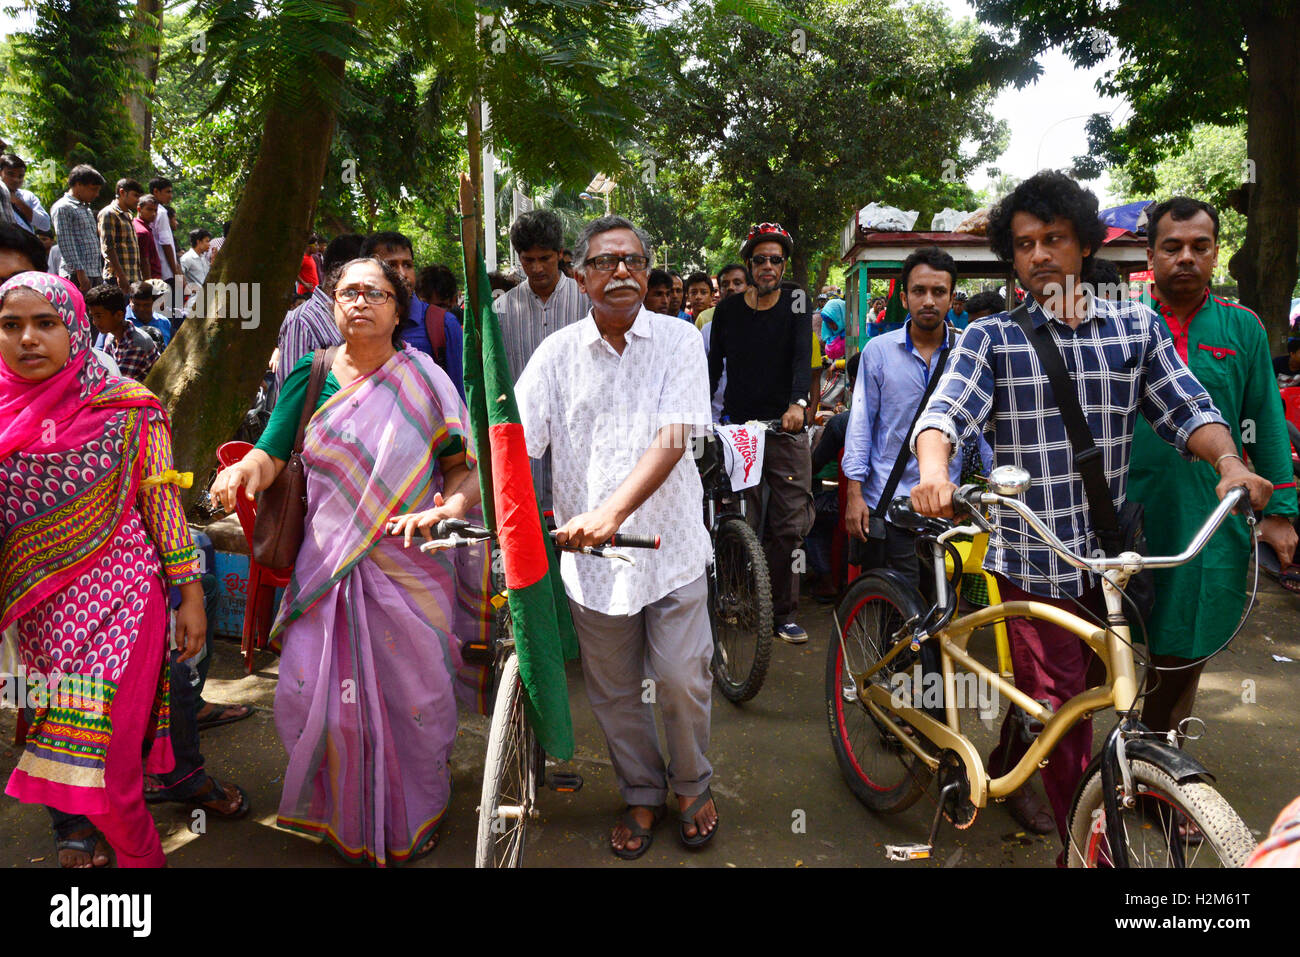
908,171,1273,857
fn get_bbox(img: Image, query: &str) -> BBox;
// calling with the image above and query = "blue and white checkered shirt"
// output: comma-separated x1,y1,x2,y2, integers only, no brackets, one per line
913,295,1225,598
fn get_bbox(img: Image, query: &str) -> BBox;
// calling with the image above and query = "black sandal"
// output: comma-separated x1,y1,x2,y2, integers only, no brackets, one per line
184,777,251,819
678,787,719,849
611,805,666,860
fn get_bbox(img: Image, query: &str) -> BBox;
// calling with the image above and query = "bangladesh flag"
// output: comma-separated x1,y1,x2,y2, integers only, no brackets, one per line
461,245,580,759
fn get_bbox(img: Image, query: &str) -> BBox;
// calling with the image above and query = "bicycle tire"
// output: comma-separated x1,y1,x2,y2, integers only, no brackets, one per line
474,653,538,868
709,517,774,703
1067,757,1257,868
825,572,933,812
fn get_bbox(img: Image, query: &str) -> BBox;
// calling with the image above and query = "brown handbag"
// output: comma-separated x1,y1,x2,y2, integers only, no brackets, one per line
251,346,337,570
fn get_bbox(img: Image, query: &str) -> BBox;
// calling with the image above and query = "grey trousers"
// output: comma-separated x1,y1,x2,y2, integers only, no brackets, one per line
569,573,714,806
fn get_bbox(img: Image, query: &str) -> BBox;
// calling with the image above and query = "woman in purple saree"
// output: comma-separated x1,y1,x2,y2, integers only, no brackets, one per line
213,259,489,866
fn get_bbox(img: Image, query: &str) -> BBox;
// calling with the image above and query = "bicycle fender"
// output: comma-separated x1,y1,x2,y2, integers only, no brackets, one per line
1123,739,1215,785
854,567,922,604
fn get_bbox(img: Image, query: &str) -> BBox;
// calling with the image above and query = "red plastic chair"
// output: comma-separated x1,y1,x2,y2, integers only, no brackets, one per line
217,441,292,673
1281,387,1300,433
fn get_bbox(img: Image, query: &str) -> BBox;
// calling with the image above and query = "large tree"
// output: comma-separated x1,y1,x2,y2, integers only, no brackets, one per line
637,0,1010,287
972,0,1300,344
146,0,655,506
6,0,144,176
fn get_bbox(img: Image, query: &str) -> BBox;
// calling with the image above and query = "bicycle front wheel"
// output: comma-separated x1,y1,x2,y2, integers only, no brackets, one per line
825,572,933,813
1067,758,1257,867
709,517,774,703
475,653,539,868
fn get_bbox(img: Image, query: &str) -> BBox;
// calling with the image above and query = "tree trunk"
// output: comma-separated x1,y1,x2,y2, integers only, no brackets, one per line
145,34,348,512
1230,9,1300,349
126,0,163,156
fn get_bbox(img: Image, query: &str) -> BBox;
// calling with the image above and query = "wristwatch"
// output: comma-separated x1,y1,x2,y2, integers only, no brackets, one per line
795,398,808,408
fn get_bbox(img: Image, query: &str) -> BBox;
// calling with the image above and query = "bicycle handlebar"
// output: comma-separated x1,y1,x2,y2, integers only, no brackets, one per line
948,483,1252,573
419,518,660,554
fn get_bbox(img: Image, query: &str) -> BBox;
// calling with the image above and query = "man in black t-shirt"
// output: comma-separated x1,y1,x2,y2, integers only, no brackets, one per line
707,223,815,643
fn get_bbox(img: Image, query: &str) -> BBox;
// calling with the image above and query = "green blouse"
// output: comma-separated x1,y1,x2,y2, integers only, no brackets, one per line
256,352,465,461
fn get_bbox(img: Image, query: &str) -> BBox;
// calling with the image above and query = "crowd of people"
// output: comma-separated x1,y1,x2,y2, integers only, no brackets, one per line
3,159,1299,869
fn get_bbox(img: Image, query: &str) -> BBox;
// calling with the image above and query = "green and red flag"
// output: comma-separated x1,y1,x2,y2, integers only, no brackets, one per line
461,244,579,759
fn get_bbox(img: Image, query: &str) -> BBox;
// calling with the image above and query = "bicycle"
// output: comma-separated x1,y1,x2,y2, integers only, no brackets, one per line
825,464,1261,867
418,518,658,868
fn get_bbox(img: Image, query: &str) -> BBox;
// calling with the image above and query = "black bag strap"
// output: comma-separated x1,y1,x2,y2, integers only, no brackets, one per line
1009,303,1122,552
875,327,956,513
292,346,339,455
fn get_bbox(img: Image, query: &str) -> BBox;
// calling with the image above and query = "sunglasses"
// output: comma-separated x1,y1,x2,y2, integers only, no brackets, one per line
750,255,785,266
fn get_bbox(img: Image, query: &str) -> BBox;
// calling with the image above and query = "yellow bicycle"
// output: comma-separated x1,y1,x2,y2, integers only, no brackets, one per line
826,466,1259,867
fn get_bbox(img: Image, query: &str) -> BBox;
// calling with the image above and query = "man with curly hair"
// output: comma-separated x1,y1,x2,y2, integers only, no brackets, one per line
908,171,1273,855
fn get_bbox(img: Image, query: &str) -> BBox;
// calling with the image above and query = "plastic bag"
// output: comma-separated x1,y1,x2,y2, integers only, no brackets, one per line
931,208,973,231
858,202,919,232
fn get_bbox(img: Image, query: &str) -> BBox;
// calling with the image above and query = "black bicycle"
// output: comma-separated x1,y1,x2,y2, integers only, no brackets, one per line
694,428,774,702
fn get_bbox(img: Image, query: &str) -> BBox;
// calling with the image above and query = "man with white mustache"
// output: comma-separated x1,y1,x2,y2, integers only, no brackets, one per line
516,215,719,859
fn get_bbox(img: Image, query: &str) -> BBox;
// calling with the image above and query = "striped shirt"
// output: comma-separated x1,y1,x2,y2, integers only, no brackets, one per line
49,192,102,279
913,294,1224,598
270,286,343,408
495,272,590,511
495,272,590,382
98,200,143,284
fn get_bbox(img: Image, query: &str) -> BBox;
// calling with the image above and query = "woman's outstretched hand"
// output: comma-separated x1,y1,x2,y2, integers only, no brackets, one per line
388,493,467,549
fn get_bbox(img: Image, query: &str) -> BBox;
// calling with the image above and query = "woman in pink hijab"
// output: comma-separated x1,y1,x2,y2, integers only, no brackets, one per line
0,272,204,867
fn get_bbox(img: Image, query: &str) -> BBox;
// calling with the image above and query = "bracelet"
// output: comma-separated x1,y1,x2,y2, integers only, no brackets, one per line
1213,452,1242,473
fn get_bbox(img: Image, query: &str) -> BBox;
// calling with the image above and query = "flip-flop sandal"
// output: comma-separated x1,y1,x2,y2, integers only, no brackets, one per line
56,830,111,868
196,701,256,730
611,805,666,860
185,777,251,819
406,829,441,865
678,787,719,849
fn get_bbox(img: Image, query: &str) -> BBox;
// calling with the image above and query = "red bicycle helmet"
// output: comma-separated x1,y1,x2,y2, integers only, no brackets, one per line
740,222,793,260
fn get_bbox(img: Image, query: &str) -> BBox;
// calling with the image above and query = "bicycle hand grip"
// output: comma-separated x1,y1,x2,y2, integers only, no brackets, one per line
1233,485,1260,526
610,533,660,549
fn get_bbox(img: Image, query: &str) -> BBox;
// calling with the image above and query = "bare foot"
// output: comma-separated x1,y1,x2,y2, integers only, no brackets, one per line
679,793,718,841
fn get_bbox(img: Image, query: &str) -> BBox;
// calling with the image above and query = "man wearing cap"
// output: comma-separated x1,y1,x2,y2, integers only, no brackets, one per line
945,290,969,329
707,223,815,644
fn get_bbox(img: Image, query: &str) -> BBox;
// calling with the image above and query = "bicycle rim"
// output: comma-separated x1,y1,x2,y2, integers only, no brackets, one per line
475,654,537,868
1069,758,1257,868
710,519,773,702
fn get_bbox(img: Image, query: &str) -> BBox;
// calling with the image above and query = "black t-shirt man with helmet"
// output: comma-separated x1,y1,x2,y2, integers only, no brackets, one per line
707,223,815,643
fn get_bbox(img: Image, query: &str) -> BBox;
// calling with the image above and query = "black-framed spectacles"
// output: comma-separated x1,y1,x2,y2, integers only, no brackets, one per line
583,254,650,274
750,254,785,266
335,287,394,305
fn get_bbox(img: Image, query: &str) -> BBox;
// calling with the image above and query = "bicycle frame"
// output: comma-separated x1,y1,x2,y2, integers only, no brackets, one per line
843,485,1248,811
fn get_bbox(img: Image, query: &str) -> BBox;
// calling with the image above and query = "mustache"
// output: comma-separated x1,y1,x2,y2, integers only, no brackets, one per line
606,278,641,293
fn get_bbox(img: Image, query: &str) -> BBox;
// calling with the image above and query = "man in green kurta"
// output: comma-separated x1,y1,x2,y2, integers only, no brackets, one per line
1128,197,1298,736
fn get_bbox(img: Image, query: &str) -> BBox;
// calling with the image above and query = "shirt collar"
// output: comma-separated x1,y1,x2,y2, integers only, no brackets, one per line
579,305,653,346
1146,286,1210,325
524,271,571,305
901,317,955,354
1025,289,1102,329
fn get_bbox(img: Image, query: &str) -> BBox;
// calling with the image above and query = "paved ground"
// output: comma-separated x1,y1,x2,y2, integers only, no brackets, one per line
4,573,1299,868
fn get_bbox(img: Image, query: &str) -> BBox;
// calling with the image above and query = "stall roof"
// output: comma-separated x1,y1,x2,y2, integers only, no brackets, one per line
841,215,1151,275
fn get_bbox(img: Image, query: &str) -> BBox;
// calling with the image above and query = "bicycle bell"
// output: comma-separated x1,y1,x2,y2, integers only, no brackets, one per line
988,465,1031,497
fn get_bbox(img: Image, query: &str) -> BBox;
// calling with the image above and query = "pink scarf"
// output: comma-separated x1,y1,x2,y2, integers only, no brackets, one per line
0,272,115,464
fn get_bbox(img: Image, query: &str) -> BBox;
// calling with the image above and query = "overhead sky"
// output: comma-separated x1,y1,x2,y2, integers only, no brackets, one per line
939,0,1126,205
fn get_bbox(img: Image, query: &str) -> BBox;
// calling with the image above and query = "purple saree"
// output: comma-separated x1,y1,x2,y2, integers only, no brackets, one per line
270,346,490,866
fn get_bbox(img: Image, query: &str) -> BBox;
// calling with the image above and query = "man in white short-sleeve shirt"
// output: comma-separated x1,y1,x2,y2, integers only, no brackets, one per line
516,215,719,860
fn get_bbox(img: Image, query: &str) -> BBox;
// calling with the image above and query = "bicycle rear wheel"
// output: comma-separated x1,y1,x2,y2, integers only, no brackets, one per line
1067,757,1257,867
825,572,933,812
475,653,539,868
709,517,773,703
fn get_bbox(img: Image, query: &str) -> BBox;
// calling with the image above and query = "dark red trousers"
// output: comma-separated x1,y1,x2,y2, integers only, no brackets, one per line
988,574,1104,845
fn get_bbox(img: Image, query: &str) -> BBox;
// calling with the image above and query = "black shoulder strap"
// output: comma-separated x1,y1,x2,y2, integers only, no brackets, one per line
1009,303,1122,551
875,327,956,512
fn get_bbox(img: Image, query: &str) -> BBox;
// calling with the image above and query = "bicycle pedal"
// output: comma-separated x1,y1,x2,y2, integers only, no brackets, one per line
885,843,932,862
546,770,584,793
